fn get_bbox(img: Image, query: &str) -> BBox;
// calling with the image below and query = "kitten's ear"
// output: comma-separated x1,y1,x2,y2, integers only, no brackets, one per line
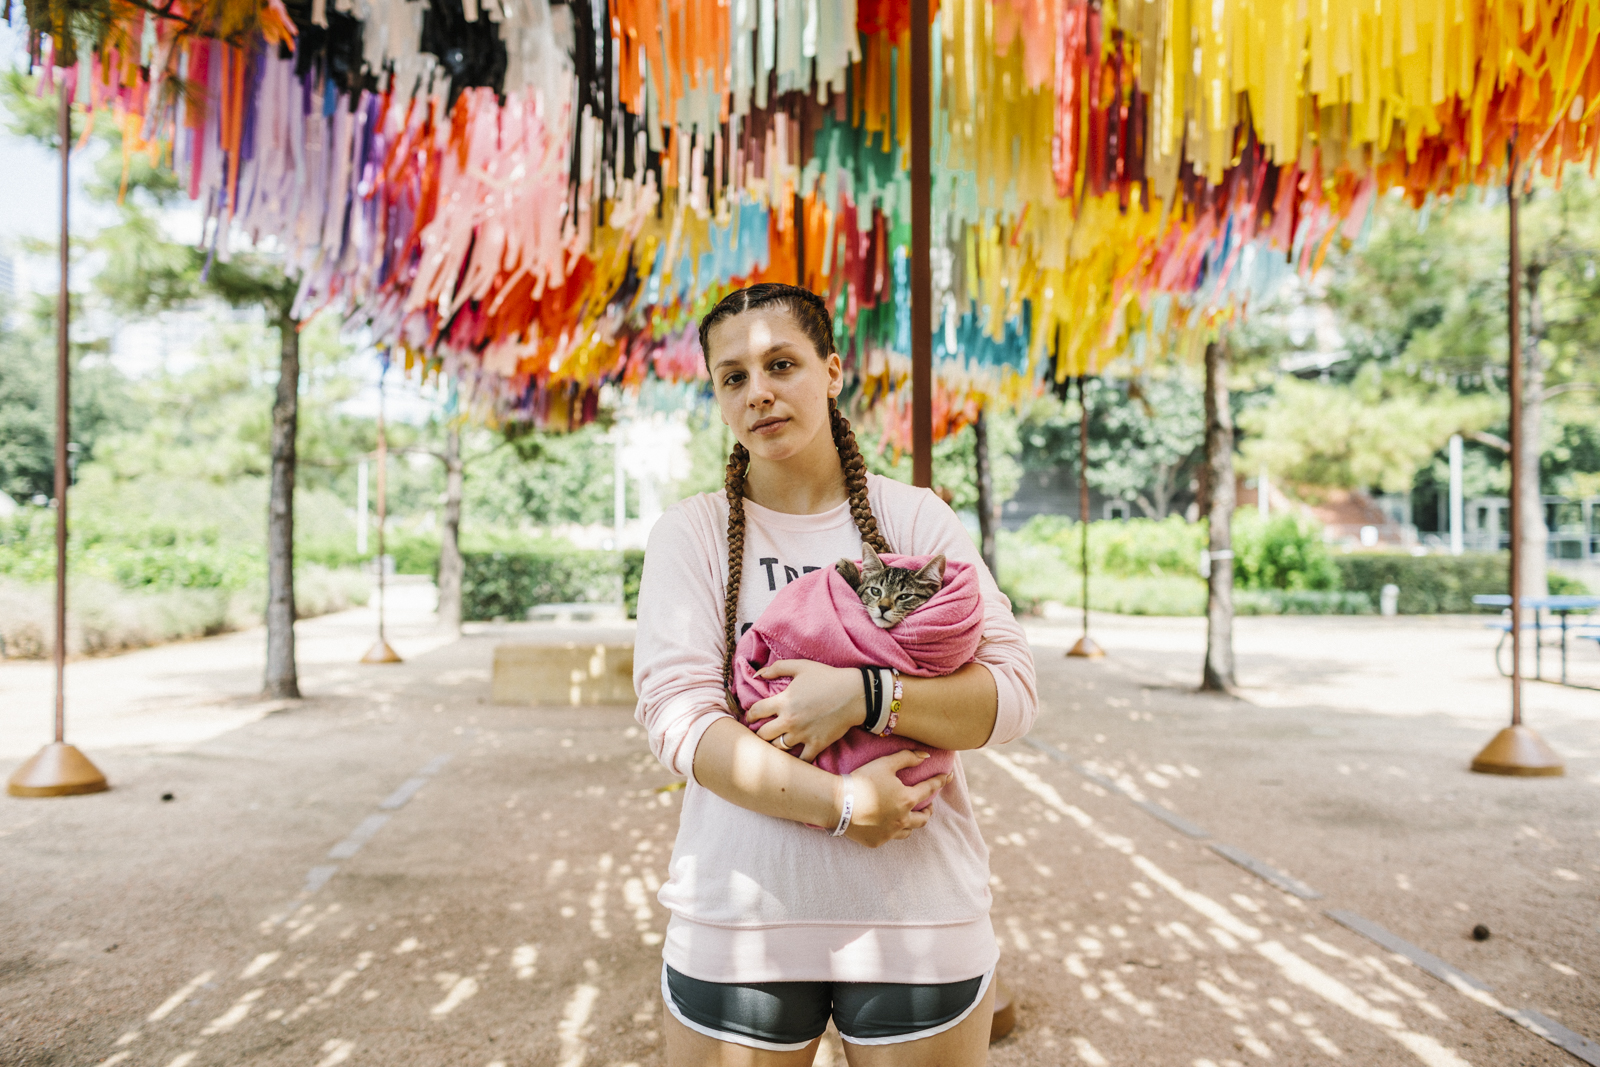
916,554,947,587
860,543,883,573
835,559,861,589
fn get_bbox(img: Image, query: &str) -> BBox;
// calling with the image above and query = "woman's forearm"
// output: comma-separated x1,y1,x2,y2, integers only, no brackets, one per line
691,716,843,825
890,662,998,750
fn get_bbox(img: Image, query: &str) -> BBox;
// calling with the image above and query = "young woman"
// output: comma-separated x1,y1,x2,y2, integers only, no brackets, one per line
634,283,1038,1066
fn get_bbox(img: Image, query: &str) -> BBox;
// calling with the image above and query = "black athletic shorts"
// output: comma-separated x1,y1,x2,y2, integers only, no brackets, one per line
662,963,992,1051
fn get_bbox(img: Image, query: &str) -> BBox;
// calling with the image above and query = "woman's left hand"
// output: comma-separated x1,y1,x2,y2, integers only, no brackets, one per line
747,660,865,762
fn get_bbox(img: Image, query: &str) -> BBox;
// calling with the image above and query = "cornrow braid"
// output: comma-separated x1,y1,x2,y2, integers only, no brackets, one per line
704,283,894,696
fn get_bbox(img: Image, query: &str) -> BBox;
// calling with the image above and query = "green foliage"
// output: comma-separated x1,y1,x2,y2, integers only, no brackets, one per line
1547,571,1591,595
1011,515,1207,578
0,296,144,501
1018,374,1204,519
460,545,627,621
1234,590,1374,615
1331,552,1508,614
1237,365,1499,495
0,475,356,592
860,413,1023,515
1231,512,1340,591
465,423,628,528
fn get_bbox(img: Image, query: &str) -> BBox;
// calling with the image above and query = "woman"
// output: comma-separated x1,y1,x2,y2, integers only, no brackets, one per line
634,283,1038,1066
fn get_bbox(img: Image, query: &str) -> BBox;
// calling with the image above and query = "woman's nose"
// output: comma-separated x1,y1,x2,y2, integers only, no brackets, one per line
747,373,774,406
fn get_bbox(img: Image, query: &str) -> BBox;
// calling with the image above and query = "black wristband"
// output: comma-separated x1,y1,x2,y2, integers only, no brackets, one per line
858,667,876,729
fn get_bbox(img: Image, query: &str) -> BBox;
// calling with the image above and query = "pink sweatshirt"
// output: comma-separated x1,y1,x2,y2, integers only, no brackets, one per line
633,474,1039,984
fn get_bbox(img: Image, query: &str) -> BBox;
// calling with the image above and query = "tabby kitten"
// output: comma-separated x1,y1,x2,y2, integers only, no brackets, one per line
835,544,946,629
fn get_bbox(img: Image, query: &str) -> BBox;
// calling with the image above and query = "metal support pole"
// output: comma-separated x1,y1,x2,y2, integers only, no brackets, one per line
1471,143,1562,776
1506,159,1524,729
8,83,109,796
1448,434,1464,556
52,81,70,746
1068,377,1103,659
362,366,402,664
909,0,933,489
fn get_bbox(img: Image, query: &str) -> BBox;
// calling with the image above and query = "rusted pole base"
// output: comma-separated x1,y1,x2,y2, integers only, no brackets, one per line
8,742,109,797
1470,725,1563,777
989,975,1017,1042
1066,635,1105,659
361,639,403,664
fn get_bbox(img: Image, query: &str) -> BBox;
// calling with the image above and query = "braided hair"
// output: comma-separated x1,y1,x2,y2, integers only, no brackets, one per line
701,284,892,690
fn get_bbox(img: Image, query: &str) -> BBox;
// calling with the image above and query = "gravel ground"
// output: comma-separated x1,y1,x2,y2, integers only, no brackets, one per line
1,604,1595,1067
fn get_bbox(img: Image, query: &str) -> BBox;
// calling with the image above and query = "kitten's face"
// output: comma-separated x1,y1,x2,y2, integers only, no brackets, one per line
836,546,946,629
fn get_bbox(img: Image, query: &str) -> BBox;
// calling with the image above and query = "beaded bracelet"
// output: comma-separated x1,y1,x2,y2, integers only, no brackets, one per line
883,670,903,737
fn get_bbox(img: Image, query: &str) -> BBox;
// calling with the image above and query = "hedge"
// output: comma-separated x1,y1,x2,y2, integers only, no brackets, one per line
1332,553,1507,614
462,548,647,621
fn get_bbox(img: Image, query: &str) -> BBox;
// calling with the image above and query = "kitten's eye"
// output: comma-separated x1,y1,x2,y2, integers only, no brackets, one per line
865,587,881,597
897,594,916,601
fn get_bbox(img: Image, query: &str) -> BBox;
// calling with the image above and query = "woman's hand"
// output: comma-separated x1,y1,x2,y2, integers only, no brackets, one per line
748,659,865,762
841,750,950,848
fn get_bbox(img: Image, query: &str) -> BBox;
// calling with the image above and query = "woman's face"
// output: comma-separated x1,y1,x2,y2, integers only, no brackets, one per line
706,306,843,464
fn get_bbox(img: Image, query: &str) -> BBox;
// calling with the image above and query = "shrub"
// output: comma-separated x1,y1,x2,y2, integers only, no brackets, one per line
1012,515,1206,578
0,566,368,659
1235,589,1374,615
461,545,626,620
1332,552,1507,614
1549,571,1591,595
1232,512,1340,591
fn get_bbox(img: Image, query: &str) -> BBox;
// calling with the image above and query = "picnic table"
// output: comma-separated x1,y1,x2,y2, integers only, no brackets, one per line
1472,594,1600,687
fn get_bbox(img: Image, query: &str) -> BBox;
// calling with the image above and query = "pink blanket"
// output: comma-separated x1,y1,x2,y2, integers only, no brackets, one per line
733,554,983,807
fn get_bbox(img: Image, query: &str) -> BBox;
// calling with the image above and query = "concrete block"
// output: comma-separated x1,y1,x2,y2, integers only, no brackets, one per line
491,643,636,706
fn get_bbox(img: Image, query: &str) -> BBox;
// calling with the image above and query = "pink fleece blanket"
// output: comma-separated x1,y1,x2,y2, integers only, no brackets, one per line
732,554,983,807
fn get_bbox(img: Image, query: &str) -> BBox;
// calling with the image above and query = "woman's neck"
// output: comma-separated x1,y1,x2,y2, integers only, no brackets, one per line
742,436,850,515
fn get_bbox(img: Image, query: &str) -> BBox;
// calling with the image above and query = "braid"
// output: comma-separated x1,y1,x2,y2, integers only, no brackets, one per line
721,442,751,691
830,399,892,555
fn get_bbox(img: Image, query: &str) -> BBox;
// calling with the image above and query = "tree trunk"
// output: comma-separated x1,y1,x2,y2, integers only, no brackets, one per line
438,424,464,633
264,311,301,699
1201,340,1236,694
1520,260,1549,600
973,408,999,580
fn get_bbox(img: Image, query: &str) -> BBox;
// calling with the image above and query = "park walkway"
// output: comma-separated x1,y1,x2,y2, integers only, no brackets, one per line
1,595,1596,1067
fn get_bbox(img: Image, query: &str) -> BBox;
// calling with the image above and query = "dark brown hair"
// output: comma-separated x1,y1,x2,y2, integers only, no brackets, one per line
700,284,892,691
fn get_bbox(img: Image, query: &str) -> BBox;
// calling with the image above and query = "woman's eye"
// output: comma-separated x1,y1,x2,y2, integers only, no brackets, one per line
722,374,744,387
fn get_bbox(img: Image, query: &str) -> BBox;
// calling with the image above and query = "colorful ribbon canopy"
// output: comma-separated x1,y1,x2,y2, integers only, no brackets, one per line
20,0,1600,436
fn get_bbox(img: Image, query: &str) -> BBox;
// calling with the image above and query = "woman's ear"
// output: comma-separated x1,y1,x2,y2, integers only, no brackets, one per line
826,352,843,397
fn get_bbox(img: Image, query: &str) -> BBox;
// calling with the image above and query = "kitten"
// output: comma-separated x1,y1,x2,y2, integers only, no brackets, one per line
835,545,946,629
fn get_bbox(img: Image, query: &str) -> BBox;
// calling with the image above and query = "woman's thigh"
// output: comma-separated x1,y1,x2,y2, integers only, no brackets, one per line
663,1006,825,1067
840,980,994,1067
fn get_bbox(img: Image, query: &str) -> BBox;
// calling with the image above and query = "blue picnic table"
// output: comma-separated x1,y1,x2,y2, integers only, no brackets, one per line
1471,594,1600,687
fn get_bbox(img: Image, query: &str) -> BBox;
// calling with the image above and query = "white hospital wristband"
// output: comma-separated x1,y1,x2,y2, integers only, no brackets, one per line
831,774,854,837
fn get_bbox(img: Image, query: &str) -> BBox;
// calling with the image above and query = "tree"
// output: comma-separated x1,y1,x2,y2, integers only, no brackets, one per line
5,72,308,698
1200,340,1236,694
0,294,140,502
1237,365,1498,497
1318,178,1600,594
1019,375,1203,520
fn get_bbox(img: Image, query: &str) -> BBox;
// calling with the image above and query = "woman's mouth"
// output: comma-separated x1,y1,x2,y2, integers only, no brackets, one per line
751,417,788,435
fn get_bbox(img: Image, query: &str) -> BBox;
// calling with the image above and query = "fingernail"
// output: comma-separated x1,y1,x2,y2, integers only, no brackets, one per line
916,751,930,758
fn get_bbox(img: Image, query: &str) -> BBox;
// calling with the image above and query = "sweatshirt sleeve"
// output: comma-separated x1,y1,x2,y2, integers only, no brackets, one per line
882,480,1039,747
632,499,734,778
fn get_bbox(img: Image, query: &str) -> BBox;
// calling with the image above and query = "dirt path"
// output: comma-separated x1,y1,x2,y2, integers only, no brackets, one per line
1,610,1595,1067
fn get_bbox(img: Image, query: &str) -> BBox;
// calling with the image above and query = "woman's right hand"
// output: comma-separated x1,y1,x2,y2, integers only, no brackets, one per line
840,750,951,848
